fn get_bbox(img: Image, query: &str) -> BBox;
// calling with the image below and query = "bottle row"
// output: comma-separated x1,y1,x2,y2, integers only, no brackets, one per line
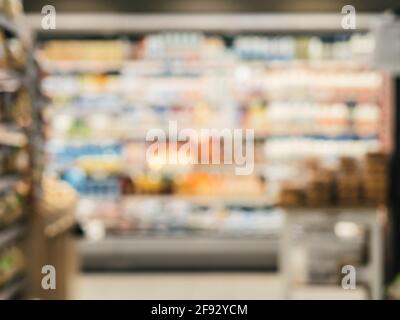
42,69,382,99
77,197,283,240
39,33,375,63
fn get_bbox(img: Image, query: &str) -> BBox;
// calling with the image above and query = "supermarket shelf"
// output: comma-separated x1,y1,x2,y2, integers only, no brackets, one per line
39,58,377,75
123,59,376,72
0,277,25,300
122,195,274,207
35,19,389,275
0,224,24,250
75,194,275,207
78,235,278,270
39,59,123,74
46,133,379,147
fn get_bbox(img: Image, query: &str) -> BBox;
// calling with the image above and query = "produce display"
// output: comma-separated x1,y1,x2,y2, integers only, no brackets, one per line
77,197,283,239
0,0,32,299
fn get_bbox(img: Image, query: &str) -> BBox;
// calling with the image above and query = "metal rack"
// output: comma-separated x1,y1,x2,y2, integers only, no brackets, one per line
0,11,33,300
280,207,385,300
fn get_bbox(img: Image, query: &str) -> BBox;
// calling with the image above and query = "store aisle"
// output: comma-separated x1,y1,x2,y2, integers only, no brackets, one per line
75,272,283,300
74,272,368,300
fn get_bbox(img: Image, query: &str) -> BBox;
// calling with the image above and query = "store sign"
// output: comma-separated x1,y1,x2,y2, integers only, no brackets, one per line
374,16,400,74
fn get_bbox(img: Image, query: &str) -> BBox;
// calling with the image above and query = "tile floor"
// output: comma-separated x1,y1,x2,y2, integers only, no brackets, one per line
73,272,367,300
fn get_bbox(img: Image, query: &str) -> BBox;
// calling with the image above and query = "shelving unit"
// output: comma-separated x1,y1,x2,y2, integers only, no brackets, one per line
33,16,392,270
0,2,35,299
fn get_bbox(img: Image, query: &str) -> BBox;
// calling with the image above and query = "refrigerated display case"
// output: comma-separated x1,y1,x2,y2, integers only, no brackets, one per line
33,14,393,270
0,0,34,299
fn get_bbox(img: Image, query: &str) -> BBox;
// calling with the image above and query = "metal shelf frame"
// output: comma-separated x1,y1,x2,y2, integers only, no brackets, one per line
280,207,385,300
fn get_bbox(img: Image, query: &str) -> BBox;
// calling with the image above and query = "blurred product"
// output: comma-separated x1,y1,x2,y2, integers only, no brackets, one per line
6,38,27,70
0,2,32,300
40,40,127,62
0,246,24,287
37,28,390,275
278,153,388,208
362,152,388,205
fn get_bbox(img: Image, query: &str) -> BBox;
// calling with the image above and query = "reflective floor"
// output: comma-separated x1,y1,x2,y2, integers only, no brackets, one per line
74,272,368,300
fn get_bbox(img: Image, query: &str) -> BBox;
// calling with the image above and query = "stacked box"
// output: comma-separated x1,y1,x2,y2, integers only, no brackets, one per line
362,152,387,205
305,168,334,207
279,184,305,207
336,157,361,206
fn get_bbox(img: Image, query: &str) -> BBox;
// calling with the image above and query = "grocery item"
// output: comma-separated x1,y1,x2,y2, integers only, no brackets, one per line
77,196,283,237
39,33,386,239
44,40,127,61
0,246,24,288
362,152,388,205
